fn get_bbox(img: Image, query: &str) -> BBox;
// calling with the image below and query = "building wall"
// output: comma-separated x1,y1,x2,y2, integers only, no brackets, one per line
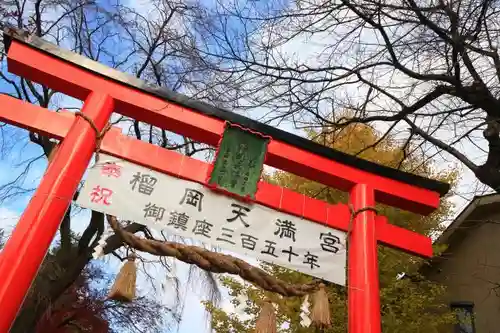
428,210,500,333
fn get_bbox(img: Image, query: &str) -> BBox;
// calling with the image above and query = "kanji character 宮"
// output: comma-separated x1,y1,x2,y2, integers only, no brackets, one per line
260,240,278,258
90,185,113,205
274,219,297,242
282,245,299,262
319,232,341,254
303,252,320,269
226,203,251,227
217,228,235,245
100,162,121,178
240,233,258,250
192,219,213,238
143,203,166,221
180,188,204,212
167,211,189,231
130,172,157,195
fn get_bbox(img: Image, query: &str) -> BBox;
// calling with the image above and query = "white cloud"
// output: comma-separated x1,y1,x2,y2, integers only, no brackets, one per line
0,207,20,234
123,0,157,19
69,207,92,235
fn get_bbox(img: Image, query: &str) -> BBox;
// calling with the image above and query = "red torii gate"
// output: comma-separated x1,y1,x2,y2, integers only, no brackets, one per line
0,27,449,332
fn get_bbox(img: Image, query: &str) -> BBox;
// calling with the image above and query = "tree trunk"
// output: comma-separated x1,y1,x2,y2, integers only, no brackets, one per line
9,213,145,332
10,253,91,332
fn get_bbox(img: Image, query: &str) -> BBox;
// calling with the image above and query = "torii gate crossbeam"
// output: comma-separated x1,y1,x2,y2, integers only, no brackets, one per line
0,27,449,333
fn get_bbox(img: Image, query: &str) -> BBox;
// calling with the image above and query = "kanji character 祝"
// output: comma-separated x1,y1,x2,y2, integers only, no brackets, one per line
143,203,166,222
90,185,113,205
130,172,158,195
180,188,204,212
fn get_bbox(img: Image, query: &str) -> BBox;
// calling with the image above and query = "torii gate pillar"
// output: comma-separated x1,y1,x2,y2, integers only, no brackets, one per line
349,184,380,332
0,93,114,331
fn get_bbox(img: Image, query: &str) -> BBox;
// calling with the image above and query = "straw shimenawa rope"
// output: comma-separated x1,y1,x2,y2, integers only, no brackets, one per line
347,205,379,236
106,214,320,297
74,111,112,162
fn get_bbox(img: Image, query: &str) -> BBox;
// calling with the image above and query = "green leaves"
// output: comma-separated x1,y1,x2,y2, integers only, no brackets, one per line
206,121,457,332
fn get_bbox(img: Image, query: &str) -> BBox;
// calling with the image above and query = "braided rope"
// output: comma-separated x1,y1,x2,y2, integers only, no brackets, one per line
106,215,320,297
105,204,379,297
74,111,112,162
347,205,379,236
95,156,378,298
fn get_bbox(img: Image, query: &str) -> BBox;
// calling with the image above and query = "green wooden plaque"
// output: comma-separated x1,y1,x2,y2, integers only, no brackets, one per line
208,125,269,198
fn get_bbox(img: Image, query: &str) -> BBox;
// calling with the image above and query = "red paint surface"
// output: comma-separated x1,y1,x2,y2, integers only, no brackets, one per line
7,41,440,215
348,184,381,333
0,94,433,258
0,93,114,332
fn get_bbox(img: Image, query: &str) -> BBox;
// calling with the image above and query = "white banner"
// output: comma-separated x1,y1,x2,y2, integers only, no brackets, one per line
76,154,346,286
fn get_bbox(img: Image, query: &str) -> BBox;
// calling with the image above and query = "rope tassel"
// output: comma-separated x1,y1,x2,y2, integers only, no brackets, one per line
255,300,277,333
311,283,331,328
108,255,137,302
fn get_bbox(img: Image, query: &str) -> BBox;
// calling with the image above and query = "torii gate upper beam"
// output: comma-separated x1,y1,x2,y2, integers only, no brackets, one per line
0,94,434,257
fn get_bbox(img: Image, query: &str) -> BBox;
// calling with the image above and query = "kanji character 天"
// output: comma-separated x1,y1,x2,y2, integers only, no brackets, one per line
303,252,320,269
240,233,258,250
226,203,251,227
319,232,341,254
216,227,235,245
130,172,158,195
260,240,278,258
90,185,113,205
167,211,189,231
101,162,122,178
274,219,297,242
180,188,204,212
282,245,299,262
192,219,213,238
143,203,166,221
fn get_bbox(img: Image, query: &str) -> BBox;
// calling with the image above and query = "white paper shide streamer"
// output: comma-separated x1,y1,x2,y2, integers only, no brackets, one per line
299,295,312,328
234,293,250,316
92,227,114,259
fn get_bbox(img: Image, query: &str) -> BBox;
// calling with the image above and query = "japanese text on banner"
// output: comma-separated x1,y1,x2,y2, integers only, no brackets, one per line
76,155,347,286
